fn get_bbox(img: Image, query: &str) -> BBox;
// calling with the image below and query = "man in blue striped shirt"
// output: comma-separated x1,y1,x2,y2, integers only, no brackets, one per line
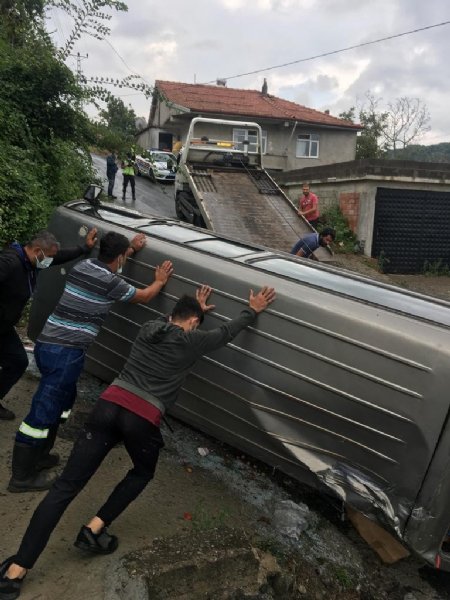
8,231,173,494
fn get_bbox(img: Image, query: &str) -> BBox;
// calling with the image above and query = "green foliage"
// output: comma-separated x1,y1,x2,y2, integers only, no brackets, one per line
93,97,137,154
423,259,450,276
340,98,388,159
333,566,354,589
319,205,357,253
0,0,124,245
340,93,431,160
377,250,391,273
385,142,450,162
99,96,136,137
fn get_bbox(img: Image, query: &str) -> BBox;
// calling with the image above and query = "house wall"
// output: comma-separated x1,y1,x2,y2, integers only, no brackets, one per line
139,97,357,169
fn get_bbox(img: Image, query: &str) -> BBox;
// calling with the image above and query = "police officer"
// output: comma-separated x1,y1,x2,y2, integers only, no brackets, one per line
121,152,136,201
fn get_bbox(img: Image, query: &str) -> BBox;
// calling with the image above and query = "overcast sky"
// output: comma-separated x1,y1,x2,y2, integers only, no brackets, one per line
49,0,450,144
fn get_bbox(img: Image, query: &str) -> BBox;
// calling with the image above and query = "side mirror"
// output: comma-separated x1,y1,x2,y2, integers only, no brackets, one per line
84,184,103,208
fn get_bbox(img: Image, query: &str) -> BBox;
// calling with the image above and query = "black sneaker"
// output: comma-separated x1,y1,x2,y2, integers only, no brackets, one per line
0,557,25,600
0,405,15,421
74,526,118,555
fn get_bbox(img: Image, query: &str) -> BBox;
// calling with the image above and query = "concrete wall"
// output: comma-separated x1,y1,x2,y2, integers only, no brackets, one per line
280,176,450,256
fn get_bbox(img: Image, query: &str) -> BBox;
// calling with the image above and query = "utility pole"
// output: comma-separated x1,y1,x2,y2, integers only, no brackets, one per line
69,52,88,108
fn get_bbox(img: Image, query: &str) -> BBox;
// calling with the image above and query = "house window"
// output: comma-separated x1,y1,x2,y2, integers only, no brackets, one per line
296,133,319,158
233,128,267,154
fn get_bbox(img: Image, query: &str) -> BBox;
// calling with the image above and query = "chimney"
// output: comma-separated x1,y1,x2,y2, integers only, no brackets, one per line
216,78,227,87
324,109,330,114
262,78,268,96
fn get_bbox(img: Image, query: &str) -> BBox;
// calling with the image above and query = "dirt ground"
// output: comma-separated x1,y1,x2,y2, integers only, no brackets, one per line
2,370,450,600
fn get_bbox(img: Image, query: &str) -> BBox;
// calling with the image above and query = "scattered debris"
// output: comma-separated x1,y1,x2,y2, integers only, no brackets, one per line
197,447,210,457
273,500,312,540
346,506,410,564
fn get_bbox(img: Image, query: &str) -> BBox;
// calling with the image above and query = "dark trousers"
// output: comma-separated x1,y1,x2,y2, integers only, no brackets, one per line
14,399,163,569
122,175,135,197
0,328,28,401
16,342,85,446
107,174,116,196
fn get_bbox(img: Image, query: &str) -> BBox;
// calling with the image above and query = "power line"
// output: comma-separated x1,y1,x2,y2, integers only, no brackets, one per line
102,38,152,87
202,20,450,84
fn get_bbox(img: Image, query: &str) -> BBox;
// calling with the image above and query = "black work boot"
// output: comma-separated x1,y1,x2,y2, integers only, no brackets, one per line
36,424,60,471
7,442,56,493
74,526,118,555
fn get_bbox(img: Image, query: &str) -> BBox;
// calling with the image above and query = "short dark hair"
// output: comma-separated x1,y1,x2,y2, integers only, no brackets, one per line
320,227,336,240
171,295,204,324
98,231,130,263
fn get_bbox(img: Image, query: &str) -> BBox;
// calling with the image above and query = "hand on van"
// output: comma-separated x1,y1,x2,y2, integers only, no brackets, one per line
196,285,216,313
249,287,276,313
130,260,173,304
130,233,147,253
155,260,173,286
85,227,98,249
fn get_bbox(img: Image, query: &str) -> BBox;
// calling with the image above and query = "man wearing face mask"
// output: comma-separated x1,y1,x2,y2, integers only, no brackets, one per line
0,229,98,421
8,230,173,494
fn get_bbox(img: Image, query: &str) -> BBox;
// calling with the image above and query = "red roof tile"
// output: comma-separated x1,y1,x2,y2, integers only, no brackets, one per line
155,80,361,130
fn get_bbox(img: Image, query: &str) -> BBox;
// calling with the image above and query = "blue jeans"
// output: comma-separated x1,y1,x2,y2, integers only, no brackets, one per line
16,342,86,446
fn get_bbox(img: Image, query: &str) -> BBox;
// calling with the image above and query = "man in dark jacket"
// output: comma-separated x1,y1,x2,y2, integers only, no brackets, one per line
106,151,118,199
0,228,98,420
0,284,275,599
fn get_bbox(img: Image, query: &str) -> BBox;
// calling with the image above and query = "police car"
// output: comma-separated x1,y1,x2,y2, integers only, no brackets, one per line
135,150,177,182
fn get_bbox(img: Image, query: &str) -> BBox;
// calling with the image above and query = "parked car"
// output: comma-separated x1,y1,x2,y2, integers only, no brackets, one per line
28,194,450,571
135,150,177,182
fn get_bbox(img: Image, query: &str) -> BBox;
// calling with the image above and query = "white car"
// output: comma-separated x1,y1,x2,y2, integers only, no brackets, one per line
135,150,177,183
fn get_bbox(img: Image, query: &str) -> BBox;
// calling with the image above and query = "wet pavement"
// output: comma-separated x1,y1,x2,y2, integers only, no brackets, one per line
92,154,177,219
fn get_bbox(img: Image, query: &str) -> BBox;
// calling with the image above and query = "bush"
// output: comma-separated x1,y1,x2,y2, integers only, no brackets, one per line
318,205,357,253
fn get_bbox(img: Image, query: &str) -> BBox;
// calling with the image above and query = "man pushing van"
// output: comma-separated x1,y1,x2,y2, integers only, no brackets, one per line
8,230,173,494
0,284,275,600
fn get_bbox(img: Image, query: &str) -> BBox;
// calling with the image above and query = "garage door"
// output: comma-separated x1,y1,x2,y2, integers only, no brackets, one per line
372,187,450,273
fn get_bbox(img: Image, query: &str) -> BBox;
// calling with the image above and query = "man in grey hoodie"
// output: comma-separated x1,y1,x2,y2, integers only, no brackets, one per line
0,284,275,599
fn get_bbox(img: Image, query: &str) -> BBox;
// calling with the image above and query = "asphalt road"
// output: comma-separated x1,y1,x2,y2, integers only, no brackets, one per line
92,153,177,219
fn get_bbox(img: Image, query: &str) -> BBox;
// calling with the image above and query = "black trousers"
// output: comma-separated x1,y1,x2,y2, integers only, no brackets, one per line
0,328,28,400
15,399,164,569
122,174,135,196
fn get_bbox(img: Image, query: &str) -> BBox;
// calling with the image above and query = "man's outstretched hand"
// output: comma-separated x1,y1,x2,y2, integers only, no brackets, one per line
85,228,98,249
155,260,173,285
249,286,276,313
196,285,216,313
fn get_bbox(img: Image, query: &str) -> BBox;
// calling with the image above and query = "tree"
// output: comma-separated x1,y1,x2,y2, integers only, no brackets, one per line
99,97,136,137
0,0,128,243
339,93,388,159
340,93,431,160
382,97,430,155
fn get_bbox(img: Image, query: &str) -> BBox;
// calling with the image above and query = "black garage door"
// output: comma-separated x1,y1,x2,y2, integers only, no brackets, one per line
372,187,450,273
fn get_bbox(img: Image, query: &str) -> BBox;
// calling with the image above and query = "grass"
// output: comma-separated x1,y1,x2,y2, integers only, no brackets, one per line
189,499,231,532
423,259,450,277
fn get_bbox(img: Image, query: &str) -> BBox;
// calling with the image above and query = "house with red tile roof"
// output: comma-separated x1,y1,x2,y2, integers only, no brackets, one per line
136,79,362,172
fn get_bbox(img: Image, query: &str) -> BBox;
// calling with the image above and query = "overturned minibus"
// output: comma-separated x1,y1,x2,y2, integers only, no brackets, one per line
28,198,450,570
